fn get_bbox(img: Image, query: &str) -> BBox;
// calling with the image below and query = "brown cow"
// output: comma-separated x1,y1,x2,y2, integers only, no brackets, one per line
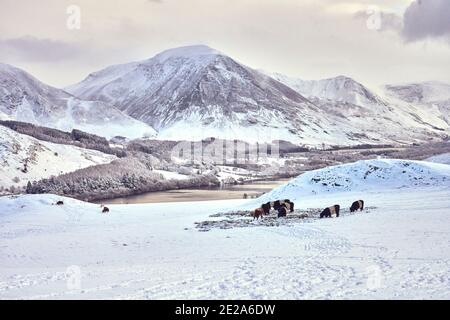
252,208,264,220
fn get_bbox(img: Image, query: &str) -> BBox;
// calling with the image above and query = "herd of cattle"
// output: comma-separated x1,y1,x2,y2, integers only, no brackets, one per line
253,199,365,220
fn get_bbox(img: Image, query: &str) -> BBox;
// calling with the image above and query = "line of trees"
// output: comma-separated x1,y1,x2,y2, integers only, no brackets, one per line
26,155,219,201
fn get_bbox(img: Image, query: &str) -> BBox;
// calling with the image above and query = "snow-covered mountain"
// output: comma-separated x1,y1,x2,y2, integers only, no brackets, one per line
66,45,449,146
269,72,450,144
67,45,326,143
0,63,156,139
0,125,116,189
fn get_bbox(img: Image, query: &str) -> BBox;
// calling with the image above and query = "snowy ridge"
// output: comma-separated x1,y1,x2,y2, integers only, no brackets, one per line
0,63,156,139
256,159,450,202
269,72,385,106
0,126,116,188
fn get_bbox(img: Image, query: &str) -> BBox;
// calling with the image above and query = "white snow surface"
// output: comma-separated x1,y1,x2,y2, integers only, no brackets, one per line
1,158,450,299
0,126,116,188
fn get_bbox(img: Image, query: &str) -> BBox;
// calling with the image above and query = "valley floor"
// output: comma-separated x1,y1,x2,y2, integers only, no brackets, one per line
0,187,449,299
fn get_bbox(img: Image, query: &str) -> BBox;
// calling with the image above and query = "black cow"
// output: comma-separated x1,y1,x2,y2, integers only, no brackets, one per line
350,200,364,213
102,206,110,213
262,202,271,215
277,206,287,218
320,205,340,218
56,201,64,205
263,199,294,214
273,199,294,212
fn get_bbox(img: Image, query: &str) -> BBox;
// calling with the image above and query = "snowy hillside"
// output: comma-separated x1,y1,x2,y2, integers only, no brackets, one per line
66,45,449,145
0,125,116,189
257,159,450,202
426,153,450,165
0,63,156,139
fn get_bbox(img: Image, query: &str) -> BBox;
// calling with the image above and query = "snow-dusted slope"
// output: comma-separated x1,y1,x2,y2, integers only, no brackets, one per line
426,153,450,165
385,82,450,105
257,159,450,202
384,82,450,128
0,125,116,188
0,63,156,139
67,45,449,145
269,73,384,106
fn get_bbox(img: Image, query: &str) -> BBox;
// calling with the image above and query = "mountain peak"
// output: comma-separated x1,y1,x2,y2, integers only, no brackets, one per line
151,45,222,61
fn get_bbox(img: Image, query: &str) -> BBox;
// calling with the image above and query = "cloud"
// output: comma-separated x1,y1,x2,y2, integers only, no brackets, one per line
402,0,450,42
0,36,83,63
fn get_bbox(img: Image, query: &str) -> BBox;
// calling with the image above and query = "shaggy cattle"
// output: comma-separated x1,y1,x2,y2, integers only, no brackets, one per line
271,199,295,212
350,200,365,212
261,199,294,215
102,206,110,213
253,208,264,220
262,202,272,215
284,200,294,213
277,205,287,218
320,205,340,218
56,201,64,206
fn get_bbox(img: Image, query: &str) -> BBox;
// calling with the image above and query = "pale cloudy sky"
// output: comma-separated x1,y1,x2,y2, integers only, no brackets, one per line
0,0,449,89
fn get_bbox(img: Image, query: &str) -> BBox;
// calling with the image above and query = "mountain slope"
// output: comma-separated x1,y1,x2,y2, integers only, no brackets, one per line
0,63,157,139
385,82,450,105
0,125,116,189
269,72,450,144
384,82,450,127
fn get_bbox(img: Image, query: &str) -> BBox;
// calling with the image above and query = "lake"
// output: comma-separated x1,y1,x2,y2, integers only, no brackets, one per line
99,178,291,204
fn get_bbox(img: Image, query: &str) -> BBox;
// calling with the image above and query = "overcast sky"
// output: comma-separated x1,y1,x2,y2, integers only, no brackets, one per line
1,0,449,89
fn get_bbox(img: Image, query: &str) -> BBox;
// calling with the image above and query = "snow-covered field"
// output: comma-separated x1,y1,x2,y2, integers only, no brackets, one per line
1,159,450,300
